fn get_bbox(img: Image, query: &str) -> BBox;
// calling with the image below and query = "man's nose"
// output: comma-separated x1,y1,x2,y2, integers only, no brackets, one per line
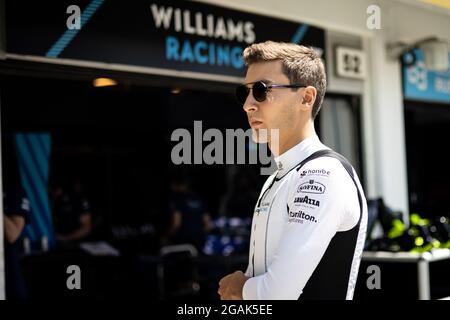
243,91,258,113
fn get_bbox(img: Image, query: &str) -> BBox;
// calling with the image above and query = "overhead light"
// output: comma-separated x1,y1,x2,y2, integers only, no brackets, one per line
93,77,118,87
419,39,449,71
171,88,181,94
387,37,449,71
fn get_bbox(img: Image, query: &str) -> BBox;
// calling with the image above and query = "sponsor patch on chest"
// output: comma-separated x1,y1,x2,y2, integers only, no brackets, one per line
294,195,320,207
297,180,326,194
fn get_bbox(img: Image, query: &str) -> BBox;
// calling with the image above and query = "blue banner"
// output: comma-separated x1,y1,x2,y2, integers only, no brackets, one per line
14,133,55,250
403,48,450,104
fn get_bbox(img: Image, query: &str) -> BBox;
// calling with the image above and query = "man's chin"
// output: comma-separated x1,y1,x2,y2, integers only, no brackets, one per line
251,128,269,143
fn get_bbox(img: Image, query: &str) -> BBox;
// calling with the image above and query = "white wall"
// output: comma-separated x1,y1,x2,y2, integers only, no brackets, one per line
196,0,373,36
383,0,450,44
197,0,450,41
364,31,410,217
199,0,450,215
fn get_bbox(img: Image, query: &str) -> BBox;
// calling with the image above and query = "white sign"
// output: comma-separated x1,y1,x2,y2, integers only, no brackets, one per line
335,46,366,79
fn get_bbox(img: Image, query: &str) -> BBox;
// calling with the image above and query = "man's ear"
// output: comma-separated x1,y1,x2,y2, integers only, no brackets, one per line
302,86,317,109
302,86,317,106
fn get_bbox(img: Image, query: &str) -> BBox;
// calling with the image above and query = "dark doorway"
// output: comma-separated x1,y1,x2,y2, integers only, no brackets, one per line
405,101,450,218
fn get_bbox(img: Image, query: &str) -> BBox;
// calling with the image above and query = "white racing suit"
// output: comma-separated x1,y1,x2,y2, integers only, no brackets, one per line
243,135,368,300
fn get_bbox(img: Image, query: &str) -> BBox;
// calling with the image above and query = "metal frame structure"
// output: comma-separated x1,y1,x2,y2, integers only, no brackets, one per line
363,249,450,300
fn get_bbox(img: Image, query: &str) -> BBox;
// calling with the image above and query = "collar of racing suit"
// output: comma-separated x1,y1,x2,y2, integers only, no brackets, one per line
274,134,328,179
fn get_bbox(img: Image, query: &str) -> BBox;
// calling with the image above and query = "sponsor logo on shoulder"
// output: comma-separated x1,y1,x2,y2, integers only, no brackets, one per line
294,195,320,208
255,201,271,214
300,168,331,178
288,210,318,224
277,162,283,170
297,180,326,194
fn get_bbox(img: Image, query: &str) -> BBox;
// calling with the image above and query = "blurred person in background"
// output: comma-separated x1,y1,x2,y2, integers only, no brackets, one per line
2,136,29,300
162,174,213,253
50,177,92,245
3,185,30,300
219,166,260,219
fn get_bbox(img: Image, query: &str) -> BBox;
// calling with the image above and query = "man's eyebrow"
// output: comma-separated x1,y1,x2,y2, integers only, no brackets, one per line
260,79,274,84
243,79,274,85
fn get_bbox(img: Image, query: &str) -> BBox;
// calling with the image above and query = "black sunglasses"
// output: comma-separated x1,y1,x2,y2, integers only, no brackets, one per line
235,81,307,105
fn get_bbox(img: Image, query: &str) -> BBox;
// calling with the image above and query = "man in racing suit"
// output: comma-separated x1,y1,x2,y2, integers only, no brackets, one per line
218,41,368,300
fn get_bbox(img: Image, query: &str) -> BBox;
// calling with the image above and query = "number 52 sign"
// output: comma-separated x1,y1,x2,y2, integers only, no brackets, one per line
335,46,367,80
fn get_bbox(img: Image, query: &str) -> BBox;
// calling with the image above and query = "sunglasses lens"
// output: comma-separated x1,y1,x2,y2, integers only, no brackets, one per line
252,81,267,102
236,81,268,104
236,85,249,105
